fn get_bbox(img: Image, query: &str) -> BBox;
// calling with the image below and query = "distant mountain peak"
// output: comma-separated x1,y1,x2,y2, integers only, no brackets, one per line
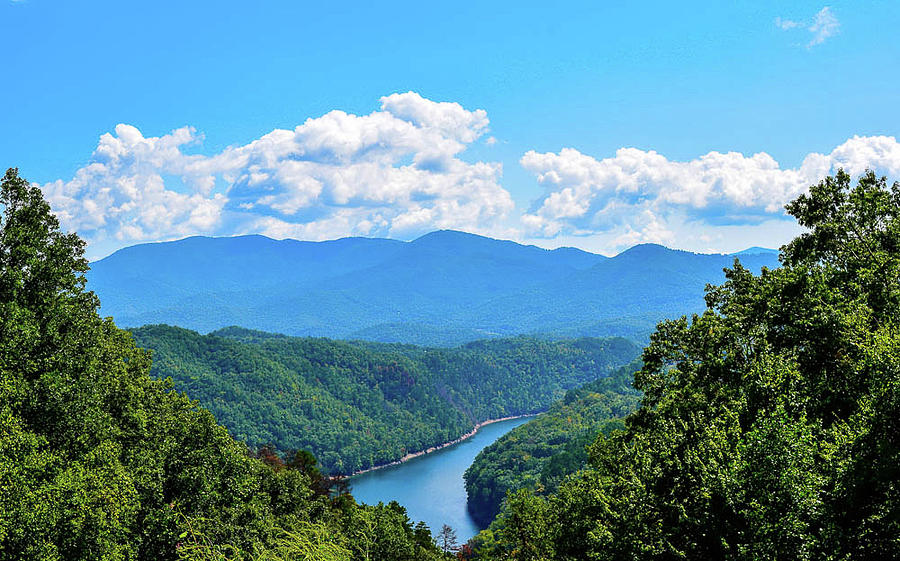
89,231,779,346
411,229,497,245
415,229,482,239
732,246,778,255
623,242,669,251
615,243,680,258
409,230,535,256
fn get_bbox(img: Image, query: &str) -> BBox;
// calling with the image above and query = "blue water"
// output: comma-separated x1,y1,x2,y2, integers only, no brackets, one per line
349,416,532,542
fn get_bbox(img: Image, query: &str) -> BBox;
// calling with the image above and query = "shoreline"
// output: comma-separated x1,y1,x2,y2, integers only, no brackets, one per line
344,414,537,478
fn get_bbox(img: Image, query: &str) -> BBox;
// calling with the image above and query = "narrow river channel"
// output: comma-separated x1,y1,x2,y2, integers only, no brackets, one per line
349,416,532,542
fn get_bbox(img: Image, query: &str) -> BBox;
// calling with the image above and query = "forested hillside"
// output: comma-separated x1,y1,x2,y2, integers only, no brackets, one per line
88,230,778,345
11,162,896,560
469,171,900,560
0,169,448,561
131,325,640,474
464,361,642,526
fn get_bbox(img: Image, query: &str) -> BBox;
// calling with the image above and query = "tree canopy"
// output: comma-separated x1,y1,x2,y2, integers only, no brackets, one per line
472,170,900,560
131,325,640,474
0,167,449,560
464,361,641,527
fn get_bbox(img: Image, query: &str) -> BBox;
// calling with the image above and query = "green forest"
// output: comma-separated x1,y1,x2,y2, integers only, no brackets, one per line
131,325,639,474
464,360,642,526
3,166,900,560
468,170,900,560
0,168,456,560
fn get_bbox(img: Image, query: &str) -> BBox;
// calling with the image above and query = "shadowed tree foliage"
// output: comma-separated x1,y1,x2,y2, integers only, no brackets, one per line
130,325,641,474
471,171,900,561
0,167,449,560
464,361,641,527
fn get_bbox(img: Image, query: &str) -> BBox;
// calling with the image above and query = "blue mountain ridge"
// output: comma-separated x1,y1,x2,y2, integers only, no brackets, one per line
87,231,778,346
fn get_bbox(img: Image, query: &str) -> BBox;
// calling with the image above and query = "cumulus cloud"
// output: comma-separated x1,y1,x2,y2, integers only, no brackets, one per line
776,6,840,48
807,7,840,47
774,17,800,30
521,136,900,251
38,91,900,258
41,124,230,245
39,92,514,257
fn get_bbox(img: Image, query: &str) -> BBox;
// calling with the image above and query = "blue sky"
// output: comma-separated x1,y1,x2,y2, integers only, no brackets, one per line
2,1,899,258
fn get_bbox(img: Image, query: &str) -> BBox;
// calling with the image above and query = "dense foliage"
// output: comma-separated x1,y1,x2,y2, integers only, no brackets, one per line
471,171,900,560
0,168,449,560
131,326,640,474
11,163,893,561
463,361,641,526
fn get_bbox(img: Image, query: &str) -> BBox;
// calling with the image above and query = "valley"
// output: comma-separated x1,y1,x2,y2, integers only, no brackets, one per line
95,230,782,541
7,2,897,557
131,324,639,474
9,168,900,559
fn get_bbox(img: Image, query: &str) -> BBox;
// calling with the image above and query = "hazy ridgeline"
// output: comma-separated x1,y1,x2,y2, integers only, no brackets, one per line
88,230,778,346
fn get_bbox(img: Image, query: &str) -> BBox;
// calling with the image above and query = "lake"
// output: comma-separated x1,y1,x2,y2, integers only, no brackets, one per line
349,416,532,542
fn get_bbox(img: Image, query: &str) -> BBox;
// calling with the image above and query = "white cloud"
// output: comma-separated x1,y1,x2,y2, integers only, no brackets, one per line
40,92,514,258
521,135,900,252
41,125,230,246
38,91,899,259
776,6,840,48
807,7,840,47
380,92,489,144
774,17,799,30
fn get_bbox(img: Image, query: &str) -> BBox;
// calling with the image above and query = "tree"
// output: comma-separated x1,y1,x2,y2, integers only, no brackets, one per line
0,167,143,559
0,168,453,561
413,521,434,551
0,167,95,315
437,524,459,553
484,170,900,560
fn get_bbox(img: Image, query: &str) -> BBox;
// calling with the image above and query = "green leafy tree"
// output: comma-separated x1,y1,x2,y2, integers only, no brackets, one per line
464,362,641,526
479,170,900,560
0,168,450,561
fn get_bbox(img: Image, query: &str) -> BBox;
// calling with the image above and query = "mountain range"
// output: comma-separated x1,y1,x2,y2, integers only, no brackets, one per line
87,230,780,345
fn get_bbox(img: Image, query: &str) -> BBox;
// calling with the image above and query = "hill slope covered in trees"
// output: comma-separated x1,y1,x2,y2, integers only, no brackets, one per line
464,361,642,527
470,171,900,560
0,169,449,561
131,325,640,474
